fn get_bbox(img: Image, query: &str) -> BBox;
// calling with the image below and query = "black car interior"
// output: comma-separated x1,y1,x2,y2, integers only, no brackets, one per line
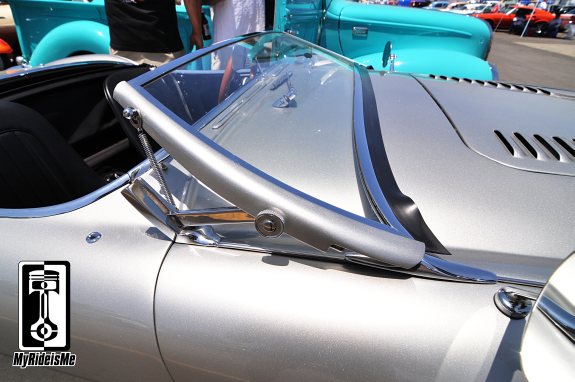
0,63,152,209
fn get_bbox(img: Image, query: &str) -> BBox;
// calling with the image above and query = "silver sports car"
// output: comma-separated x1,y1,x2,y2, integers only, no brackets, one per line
0,32,573,381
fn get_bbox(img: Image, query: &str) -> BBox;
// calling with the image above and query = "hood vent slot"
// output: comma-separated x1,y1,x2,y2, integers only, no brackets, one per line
534,135,560,160
494,130,574,163
514,132,538,158
494,130,515,156
554,137,575,157
428,74,554,96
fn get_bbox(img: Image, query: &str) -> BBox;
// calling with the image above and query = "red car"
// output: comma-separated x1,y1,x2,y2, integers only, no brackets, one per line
474,5,554,33
0,37,13,69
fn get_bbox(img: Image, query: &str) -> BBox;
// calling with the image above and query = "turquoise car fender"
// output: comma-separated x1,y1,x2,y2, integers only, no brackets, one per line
355,49,496,80
29,21,110,66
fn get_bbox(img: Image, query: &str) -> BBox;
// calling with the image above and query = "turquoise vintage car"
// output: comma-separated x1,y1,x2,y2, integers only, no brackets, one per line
9,0,495,79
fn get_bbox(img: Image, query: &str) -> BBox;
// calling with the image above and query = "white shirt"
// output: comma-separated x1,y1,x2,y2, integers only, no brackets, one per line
212,0,265,43
211,0,265,69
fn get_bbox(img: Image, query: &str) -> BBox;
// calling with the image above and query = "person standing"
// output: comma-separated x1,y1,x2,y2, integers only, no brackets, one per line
105,0,202,66
189,0,265,47
188,0,265,70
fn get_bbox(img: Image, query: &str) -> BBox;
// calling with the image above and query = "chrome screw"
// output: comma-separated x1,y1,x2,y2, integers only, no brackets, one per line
86,232,102,244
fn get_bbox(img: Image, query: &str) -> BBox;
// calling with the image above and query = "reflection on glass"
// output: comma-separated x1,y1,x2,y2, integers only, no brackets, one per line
144,33,354,128
144,33,366,219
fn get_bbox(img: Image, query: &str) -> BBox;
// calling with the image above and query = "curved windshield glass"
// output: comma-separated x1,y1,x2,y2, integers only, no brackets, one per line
118,32,425,268
142,33,368,219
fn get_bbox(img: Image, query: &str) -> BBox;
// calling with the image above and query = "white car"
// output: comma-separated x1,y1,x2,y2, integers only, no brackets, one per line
449,3,492,14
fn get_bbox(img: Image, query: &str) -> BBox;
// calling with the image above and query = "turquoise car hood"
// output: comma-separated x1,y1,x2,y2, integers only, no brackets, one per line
356,49,495,80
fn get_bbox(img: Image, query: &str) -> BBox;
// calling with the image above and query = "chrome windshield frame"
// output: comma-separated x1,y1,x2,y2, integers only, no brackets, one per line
113,32,426,269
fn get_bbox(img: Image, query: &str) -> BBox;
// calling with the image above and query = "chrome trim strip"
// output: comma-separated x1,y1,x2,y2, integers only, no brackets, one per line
175,236,348,263
538,294,575,343
346,253,497,284
496,276,545,288
352,26,368,36
352,67,412,238
0,150,168,218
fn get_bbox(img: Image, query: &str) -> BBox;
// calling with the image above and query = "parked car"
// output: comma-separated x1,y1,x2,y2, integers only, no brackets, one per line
474,5,555,34
0,37,12,69
397,0,432,7
9,0,496,79
364,0,398,4
0,0,18,55
423,1,450,10
550,4,575,14
449,3,493,15
441,1,469,11
0,31,573,382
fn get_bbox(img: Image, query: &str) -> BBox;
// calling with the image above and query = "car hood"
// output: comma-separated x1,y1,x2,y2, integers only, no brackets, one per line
371,72,575,283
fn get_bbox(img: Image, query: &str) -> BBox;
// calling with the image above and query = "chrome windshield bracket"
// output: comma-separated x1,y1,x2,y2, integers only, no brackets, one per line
346,253,497,284
122,177,254,244
180,226,221,246
178,208,254,226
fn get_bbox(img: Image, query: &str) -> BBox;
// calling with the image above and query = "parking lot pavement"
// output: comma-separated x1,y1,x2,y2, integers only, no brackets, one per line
489,31,575,90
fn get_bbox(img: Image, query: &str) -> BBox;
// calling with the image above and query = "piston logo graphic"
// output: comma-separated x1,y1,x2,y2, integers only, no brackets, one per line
19,261,70,351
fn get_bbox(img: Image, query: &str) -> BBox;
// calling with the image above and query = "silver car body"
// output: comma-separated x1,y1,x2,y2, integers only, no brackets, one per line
0,33,573,381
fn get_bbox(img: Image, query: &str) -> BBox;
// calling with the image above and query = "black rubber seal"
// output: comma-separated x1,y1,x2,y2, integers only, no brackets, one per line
355,65,449,255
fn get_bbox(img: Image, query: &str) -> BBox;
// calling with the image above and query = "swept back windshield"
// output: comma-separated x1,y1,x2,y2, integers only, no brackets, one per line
144,33,354,129
142,32,370,219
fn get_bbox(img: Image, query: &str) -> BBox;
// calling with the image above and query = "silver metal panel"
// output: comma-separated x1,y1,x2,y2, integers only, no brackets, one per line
0,188,172,382
156,243,526,382
422,78,575,176
369,73,575,283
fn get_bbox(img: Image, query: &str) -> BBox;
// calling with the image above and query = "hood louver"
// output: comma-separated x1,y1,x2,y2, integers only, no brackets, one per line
418,74,575,177
428,74,555,96
494,131,575,163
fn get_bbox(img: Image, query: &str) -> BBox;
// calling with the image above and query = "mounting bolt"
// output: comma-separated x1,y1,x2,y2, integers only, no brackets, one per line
255,210,285,238
122,107,141,129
